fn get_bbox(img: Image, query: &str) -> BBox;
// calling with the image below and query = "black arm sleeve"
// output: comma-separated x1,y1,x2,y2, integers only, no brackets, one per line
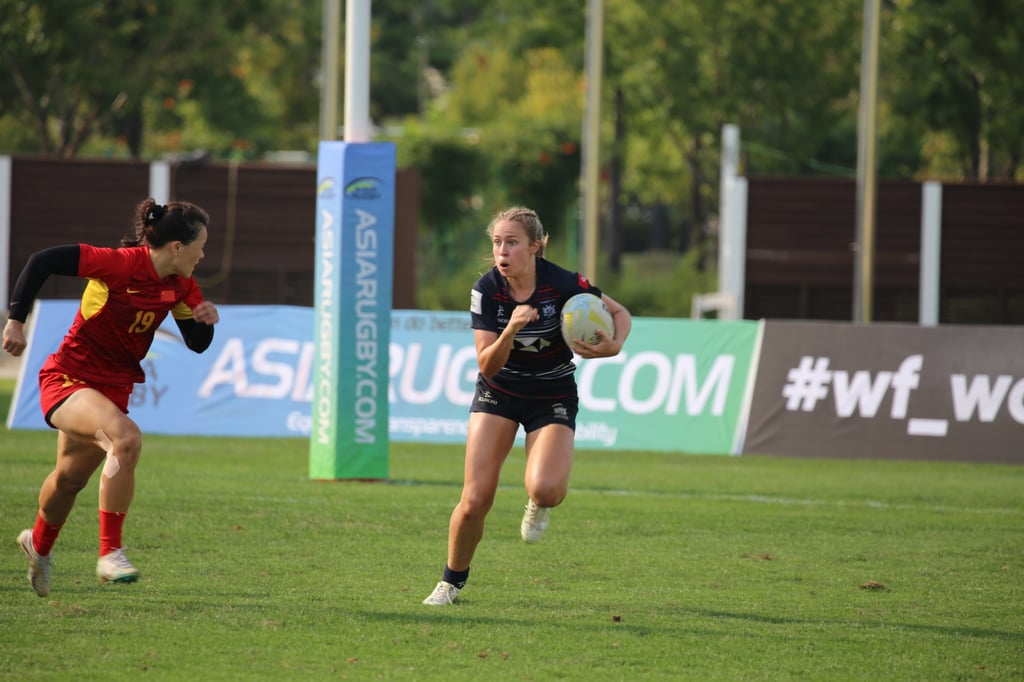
8,245,81,322
176,317,215,353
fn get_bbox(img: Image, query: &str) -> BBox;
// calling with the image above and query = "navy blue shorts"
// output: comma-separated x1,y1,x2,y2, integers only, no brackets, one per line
469,376,578,433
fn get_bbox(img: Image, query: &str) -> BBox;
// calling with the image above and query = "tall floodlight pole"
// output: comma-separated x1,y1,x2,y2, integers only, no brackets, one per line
853,0,881,323
345,0,372,142
580,0,603,279
319,0,341,140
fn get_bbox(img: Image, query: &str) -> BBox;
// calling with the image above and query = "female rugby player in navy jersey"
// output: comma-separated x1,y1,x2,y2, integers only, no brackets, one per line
3,197,219,596
424,206,631,605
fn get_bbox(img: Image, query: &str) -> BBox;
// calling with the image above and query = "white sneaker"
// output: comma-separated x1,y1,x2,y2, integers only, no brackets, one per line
97,548,141,584
17,529,52,597
520,499,551,543
422,581,460,605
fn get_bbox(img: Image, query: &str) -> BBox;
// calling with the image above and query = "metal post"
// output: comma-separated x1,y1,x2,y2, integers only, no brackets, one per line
579,0,603,279
718,124,740,319
919,181,942,326
148,160,171,205
853,0,881,323
319,0,341,141
344,0,373,142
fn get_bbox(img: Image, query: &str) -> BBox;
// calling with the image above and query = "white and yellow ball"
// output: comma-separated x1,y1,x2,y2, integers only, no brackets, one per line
561,293,614,347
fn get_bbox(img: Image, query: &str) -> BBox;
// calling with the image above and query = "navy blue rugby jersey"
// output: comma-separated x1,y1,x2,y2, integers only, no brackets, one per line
469,257,602,398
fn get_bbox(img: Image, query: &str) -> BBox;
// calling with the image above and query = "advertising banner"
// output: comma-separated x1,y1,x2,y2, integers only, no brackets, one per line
8,302,316,436
8,303,758,456
390,313,759,454
310,141,395,480
742,320,1024,463
574,317,758,453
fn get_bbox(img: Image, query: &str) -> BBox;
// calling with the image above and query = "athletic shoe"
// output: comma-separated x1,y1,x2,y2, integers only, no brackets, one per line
422,581,460,605
96,548,141,584
17,529,52,597
520,499,551,544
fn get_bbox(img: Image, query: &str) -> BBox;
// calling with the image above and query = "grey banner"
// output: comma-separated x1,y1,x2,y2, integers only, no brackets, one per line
742,321,1024,463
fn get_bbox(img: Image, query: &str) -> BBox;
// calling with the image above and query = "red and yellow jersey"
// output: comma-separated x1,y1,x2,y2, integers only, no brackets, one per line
51,244,205,386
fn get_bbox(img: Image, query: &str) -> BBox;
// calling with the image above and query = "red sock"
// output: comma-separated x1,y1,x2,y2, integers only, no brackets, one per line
32,515,64,556
99,510,127,556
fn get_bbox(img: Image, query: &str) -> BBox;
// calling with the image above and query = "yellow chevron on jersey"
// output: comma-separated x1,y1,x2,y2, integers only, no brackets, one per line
81,279,110,320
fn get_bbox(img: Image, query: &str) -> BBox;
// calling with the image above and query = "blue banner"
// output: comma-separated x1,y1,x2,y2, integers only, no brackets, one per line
8,303,759,456
8,302,314,436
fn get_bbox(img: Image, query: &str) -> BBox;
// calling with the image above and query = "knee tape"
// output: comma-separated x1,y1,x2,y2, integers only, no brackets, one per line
96,429,120,479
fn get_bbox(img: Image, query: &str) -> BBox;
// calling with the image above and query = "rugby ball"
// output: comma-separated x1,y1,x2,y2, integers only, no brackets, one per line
561,293,614,347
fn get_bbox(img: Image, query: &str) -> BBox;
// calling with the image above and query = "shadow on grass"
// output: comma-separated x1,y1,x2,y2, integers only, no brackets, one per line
347,607,731,640
686,608,1024,644
347,604,1024,645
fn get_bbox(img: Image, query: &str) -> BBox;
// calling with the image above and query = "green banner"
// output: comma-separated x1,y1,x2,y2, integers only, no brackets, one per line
574,318,760,454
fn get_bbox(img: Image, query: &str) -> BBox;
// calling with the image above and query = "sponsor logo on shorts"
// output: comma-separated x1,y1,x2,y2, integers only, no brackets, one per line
552,402,569,420
477,389,498,406
61,374,86,388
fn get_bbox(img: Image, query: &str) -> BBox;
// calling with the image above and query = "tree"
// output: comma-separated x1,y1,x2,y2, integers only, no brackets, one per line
886,0,1024,179
0,0,142,156
606,0,863,268
0,0,321,158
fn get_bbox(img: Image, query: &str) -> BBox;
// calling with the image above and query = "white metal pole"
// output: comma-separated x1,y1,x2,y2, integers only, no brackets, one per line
919,181,942,326
345,0,373,142
853,0,881,323
579,0,603,279
320,0,341,141
149,161,171,205
718,124,740,318
729,177,748,319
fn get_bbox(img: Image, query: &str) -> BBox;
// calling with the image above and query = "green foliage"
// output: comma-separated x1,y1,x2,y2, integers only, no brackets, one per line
3,1,1022,175
1,377,1022,680
394,119,489,229
0,115,38,153
886,0,1024,179
0,0,321,158
433,42,585,224
398,40,588,306
608,249,719,319
482,122,581,232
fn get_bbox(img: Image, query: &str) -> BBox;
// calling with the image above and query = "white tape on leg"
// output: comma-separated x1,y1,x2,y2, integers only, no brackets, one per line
97,429,120,479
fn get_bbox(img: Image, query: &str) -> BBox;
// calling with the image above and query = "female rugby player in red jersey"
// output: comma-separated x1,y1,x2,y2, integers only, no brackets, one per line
423,206,632,605
2,197,219,596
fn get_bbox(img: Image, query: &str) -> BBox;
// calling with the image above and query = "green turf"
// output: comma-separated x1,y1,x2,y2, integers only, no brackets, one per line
1,378,1022,680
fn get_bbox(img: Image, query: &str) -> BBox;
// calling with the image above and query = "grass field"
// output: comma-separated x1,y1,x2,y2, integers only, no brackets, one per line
1,378,1022,680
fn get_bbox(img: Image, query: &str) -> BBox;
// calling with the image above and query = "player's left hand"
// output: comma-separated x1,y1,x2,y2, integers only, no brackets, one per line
572,328,621,359
193,301,220,325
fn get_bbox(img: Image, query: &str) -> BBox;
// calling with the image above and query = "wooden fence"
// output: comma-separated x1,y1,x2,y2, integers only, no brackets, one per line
744,176,1024,324
5,157,1022,325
